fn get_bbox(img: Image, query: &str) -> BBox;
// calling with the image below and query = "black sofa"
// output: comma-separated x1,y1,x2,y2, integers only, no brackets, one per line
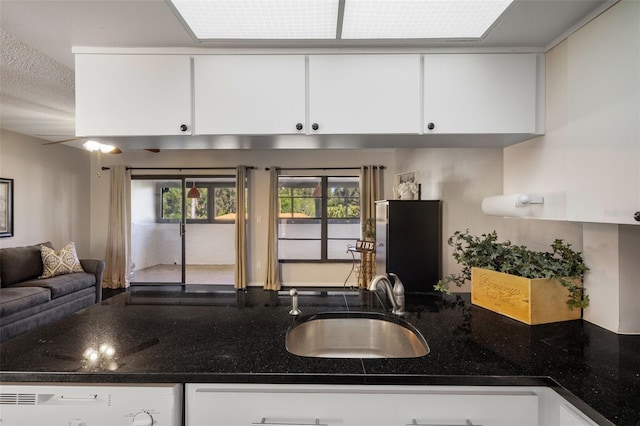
0,242,104,342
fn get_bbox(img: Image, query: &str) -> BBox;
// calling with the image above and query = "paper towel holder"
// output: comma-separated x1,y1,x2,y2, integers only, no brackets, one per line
515,194,544,207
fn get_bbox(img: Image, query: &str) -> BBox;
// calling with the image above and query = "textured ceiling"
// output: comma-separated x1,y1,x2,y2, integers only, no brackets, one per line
0,30,75,141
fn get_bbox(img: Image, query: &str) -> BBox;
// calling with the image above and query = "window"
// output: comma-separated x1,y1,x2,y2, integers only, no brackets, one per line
278,176,360,261
159,179,236,223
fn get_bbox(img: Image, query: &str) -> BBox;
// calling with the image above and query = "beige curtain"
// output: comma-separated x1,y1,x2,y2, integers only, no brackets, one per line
103,165,131,289
263,167,281,291
234,166,249,289
359,165,383,288
360,165,383,227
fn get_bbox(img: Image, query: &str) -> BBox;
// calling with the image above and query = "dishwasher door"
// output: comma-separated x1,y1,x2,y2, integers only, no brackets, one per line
0,383,182,426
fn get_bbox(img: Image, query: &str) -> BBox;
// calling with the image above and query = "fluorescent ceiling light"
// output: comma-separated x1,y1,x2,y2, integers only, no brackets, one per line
342,0,515,39
169,0,339,40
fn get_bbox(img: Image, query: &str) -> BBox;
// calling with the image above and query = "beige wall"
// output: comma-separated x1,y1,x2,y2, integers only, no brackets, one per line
395,147,582,292
0,129,91,254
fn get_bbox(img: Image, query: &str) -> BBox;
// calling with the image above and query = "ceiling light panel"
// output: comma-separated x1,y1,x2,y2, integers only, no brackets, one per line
342,0,515,39
170,0,339,40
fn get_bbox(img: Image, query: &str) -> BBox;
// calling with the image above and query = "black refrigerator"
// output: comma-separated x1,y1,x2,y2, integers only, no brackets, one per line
375,200,442,293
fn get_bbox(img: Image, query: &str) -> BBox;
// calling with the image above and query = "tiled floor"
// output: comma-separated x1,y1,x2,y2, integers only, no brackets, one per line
131,264,234,285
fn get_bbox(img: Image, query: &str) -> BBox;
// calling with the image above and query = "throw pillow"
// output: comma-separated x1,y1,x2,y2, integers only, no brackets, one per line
40,242,84,279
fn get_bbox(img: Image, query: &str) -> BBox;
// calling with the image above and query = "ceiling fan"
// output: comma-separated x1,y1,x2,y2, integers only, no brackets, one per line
42,138,160,154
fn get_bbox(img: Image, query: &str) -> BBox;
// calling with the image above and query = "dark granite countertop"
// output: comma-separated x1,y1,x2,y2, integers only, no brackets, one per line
1,288,638,425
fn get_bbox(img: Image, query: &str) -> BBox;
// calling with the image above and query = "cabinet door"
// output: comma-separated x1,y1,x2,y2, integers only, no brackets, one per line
308,54,421,134
565,1,640,225
424,54,540,134
194,55,306,135
75,54,192,136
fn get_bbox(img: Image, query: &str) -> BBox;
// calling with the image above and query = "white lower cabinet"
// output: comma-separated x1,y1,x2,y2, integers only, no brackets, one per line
185,384,598,426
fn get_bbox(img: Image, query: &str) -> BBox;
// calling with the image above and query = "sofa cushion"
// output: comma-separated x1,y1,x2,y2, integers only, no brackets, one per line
0,286,51,318
0,242,53,287
40,242,84,278
0,287,95,342
15,272,96,299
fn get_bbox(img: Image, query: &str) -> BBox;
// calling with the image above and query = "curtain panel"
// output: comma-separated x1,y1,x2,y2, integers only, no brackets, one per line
360,165,383,227
103,165,131,289
263,167,281,291
234,166,249,289
359,165,383,288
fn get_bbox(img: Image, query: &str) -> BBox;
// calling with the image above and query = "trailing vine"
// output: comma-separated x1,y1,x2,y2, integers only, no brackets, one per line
435,230,589,309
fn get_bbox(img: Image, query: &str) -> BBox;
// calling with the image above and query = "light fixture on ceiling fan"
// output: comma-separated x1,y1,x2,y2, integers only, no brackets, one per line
83,140,117,153
42,138,161,154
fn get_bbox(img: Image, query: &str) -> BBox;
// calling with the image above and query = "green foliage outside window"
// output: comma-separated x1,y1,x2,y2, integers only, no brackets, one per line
161,184,235,222
214,187,236,219
161,187,183,220
278,177,360,219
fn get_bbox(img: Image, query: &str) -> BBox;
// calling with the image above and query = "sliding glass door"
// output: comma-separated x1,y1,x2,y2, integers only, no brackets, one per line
130,176,236,286
131,177,184,284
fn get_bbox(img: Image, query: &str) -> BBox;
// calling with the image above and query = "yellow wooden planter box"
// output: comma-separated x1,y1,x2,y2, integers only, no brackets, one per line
471,267,582,325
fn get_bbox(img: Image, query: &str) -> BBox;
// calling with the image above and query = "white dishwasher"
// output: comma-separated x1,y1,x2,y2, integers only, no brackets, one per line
0,383,182,426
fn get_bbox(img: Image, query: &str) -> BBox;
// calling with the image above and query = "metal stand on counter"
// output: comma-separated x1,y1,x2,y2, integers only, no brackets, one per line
348,240,377,289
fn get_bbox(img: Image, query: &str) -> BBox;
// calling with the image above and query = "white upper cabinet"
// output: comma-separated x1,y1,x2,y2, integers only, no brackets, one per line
565,1,640,225
308,54,421,134
423,54,541,134
75,54,192,136
194,55,306,135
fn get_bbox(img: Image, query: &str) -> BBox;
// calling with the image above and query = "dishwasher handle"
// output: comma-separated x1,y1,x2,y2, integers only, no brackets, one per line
252,418,327,426
407,420,481,426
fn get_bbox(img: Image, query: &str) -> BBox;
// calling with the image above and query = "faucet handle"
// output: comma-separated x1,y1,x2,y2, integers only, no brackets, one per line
388,273,406,316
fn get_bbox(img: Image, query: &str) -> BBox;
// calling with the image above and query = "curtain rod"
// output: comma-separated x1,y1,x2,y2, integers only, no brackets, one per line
101,166,255,171
264,166,385,171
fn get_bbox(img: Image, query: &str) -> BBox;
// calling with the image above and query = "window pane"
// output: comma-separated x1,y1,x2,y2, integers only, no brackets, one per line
279,177,321,219
186,187,208,220
214,187,236,220
279,240,321,260
328,177,360,218
328,220,360,239
162,187,183,219
278,220,321,239
328,239,357,260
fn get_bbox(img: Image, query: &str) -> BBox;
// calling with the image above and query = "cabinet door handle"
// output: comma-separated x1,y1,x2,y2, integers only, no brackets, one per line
252,418,326,426
311,123,319,131
407,420,481,426
427,122,435,130
296,123,303,131
180,124,188,132
634,211,640,222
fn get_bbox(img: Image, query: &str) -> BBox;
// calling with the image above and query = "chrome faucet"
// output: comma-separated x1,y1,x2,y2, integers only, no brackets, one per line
368,273,405,315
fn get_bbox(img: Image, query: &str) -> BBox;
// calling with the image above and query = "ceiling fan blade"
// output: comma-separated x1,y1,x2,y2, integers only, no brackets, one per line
145,149,160,153
42,137,81,145
109,147,123,154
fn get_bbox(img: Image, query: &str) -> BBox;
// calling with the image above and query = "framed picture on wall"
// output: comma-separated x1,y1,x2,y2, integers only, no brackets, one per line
0,178,14,238
393,171,419,200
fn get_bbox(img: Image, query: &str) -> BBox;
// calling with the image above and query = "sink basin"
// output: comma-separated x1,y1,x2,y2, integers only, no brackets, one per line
285,312,429,358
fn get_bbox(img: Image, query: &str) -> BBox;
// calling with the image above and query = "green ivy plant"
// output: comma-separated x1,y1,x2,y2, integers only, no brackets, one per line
434,230,589,310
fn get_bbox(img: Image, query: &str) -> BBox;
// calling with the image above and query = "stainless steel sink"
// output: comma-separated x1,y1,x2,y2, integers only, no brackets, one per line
285,312,430,358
